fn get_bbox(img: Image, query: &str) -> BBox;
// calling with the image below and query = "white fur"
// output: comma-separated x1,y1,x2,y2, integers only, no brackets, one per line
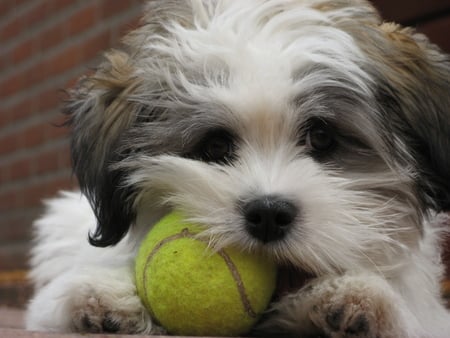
26,192,154,333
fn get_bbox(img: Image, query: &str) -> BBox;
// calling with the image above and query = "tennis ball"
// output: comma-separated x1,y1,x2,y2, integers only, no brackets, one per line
135,211,277,336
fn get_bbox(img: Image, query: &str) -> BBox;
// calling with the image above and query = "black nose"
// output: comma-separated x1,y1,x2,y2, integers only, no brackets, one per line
242,195,298,243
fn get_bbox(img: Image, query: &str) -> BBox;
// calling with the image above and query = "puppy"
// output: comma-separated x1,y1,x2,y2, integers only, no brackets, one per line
26,0,450,337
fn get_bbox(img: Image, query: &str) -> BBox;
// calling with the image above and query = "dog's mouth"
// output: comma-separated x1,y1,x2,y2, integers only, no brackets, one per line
274,265,316,300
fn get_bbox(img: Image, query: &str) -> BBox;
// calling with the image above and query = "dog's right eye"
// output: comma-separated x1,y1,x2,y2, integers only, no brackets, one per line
190,129,236,164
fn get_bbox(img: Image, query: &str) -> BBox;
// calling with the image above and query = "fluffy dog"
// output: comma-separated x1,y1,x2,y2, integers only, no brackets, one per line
26,0,450,337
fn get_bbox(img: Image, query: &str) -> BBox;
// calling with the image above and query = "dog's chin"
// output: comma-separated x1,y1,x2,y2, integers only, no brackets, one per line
275,265,316,300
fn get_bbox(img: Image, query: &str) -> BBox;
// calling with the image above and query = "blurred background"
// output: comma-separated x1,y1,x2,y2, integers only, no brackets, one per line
0,0,449,309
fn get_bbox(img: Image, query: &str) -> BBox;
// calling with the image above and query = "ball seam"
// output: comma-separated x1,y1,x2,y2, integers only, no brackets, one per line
141,228,193,321
141,227,258,321
216,248,258,318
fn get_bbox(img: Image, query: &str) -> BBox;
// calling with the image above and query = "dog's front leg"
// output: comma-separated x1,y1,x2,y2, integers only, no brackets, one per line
259,273,406,338
26,264,165,334
25,193,165,334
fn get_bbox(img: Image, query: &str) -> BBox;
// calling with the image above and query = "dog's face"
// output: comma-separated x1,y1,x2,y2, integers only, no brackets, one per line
66,0,450,276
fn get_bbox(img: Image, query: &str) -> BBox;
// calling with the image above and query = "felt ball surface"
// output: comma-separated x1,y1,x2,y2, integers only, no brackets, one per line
135,211,277,336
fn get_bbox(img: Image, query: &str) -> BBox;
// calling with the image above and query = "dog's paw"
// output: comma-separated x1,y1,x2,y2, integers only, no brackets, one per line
67,273,164,334
262,274,403,338
70,290,151,333
307,284,384,338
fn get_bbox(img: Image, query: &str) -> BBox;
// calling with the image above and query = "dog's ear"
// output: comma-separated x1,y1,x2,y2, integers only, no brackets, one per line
65,50,142,247
64,1,197,247
376,24,450,210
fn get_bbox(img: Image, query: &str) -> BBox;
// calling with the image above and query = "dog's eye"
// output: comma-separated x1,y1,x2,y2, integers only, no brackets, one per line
306,119,335,153
192,129,236,164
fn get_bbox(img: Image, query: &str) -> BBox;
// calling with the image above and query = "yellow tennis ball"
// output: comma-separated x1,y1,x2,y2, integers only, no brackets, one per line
135,211,277,336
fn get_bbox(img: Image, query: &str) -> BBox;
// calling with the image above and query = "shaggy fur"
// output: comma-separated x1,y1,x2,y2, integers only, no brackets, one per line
26,0,450,337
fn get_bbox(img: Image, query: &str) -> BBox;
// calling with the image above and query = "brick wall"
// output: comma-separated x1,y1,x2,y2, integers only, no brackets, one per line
0,0,449,307
0,0,143,305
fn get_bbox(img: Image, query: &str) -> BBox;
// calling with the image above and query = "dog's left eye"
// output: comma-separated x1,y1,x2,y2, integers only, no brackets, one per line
306,119,336,153
191,129,236,164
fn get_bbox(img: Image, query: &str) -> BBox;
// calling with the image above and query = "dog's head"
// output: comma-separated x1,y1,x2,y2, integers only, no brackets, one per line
65,0,450,275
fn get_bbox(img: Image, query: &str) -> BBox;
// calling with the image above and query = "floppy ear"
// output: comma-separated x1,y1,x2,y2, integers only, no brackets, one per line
65,1,198,247
65,50,142,247
377,23,450,210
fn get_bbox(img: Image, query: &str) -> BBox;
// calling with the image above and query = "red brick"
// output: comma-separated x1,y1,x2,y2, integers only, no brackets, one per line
99,0,139,20
37,22,67,51
25,179,46,208
67,3,100,37
47,0,75,13
0,31,109,99
0,16,26,42
36,88,62,113
0,53,11,75
1,46,81,99
6,96,35,123
0,119,67,157
0,167,9,185
0,175,75,212
0,148,68,186
34,151,59,175
8,158,33,182
0,212,37,242
22,124,46,148
0,0,140,276
0,245,29,270
0,72,26,97
45,122,69,141
58,148,72,169
44,175,78,196
0,110,12,129
28,63,48,89
10,40,34,65
0,191,21,212
0,133,21,156
80,30,112,61
44,43,83,78
34,147,69,175
0,3,50,43
20,176,76,209
0,162,10,184
5,88,60,127
23,2,52,29
0,0,16,17
0,62,48,98
3,119,57,148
